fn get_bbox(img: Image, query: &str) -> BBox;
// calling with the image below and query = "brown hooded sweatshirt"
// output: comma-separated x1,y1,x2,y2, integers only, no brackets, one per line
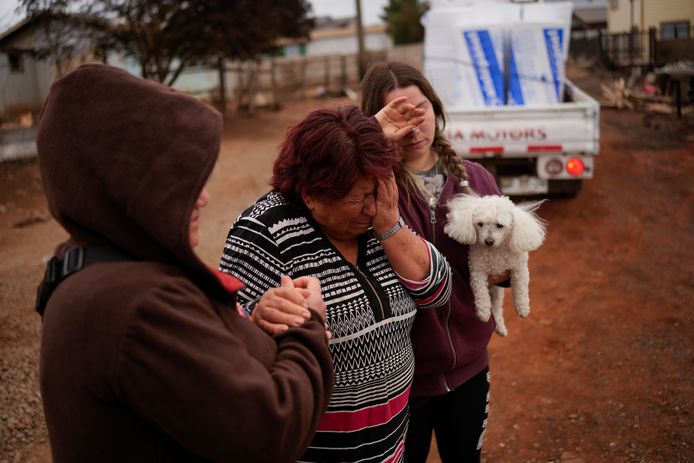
36,64,334,462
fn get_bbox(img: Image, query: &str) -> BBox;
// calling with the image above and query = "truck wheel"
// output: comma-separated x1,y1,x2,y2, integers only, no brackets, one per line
548,180,583,197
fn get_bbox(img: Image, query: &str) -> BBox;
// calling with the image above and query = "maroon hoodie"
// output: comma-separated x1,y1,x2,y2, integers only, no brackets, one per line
398,160,501,398
36,64,333,462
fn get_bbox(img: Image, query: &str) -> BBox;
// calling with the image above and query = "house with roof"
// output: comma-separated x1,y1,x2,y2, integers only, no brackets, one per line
0,13,104,119
0,13,107,161
0,15,55,118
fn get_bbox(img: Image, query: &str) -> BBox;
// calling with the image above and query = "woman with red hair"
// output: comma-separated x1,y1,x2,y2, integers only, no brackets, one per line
220,104,451,463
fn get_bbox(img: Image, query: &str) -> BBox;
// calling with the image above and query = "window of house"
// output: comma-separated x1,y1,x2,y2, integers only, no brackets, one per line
660,21,690,40
609,0,618,11
8,52,24,73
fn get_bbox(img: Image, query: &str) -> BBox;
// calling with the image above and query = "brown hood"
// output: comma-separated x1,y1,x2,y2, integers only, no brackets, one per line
37,64,224,292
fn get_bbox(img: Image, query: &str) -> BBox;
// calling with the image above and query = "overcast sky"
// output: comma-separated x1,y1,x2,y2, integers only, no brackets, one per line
310,0,389,25
0,1,21,33
0,1,389,35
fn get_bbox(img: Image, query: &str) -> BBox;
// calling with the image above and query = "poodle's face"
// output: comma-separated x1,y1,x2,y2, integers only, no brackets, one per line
445,194,546,252
473,207,514,247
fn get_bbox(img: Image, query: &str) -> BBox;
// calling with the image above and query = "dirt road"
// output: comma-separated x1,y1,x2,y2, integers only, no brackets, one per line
1,84,693,462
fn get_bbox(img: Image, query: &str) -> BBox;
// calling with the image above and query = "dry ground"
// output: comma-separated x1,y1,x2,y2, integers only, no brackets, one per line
1,74,693,463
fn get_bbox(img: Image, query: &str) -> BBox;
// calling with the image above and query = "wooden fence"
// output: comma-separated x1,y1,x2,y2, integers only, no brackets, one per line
214,50,387,113
183,44,425,114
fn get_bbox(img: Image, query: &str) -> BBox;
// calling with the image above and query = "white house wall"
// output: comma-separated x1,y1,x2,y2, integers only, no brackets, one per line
0,54,46,115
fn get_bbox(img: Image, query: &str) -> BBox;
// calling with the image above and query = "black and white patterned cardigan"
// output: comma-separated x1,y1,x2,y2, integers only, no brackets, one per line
220,191,451,463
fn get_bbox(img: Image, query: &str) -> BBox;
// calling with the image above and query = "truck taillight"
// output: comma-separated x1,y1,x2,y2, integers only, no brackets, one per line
566,157,585,176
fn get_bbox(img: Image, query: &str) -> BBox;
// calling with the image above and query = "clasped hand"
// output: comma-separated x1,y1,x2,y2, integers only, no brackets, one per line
253,275,331,340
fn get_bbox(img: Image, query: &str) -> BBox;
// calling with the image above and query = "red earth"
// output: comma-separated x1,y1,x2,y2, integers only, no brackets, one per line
1,69,693,463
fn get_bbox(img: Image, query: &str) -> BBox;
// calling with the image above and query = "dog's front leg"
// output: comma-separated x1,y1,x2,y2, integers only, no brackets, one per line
470,270,492,322
490,285,508,336
511,263,531,318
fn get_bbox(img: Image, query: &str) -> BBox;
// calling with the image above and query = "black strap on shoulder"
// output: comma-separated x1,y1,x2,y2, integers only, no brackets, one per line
36,244,132,317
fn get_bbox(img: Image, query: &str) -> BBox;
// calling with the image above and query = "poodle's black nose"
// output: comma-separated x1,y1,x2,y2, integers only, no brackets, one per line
485,239,494,246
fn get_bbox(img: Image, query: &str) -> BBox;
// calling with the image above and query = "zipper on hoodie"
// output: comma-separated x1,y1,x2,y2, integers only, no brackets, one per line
428,196,437,228
428,179,457,392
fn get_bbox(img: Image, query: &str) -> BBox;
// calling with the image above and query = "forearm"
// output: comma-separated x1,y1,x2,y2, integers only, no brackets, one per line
376,223,430,280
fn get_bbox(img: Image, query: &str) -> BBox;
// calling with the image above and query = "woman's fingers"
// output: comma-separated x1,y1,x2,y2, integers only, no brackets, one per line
251,275,332,339
374,178,400,234
273,288,311,319
385,173,398,200
254,277,313,335
389,117,424,142
378,176,398,207
257,304,306,327
293,275,321,293
376,97,424,140
254,293,308,336
277,275,308,307
257,318,289,336
293,276,326,318
386,96,409,113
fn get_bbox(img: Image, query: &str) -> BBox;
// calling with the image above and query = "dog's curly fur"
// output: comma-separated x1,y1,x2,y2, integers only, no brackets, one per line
444,195,546,336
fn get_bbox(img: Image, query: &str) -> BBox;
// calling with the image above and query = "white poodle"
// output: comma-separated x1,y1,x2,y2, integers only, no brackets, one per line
444,195,546,336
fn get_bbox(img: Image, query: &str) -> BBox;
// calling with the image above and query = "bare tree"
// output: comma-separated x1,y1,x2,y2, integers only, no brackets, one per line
19,0,314,86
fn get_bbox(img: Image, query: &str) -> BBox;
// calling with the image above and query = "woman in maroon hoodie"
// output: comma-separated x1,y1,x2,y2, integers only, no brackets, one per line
35,64,333,462
361,61,509,463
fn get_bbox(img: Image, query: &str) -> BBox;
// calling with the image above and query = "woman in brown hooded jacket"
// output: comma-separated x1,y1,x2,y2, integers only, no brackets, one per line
36,64,334,462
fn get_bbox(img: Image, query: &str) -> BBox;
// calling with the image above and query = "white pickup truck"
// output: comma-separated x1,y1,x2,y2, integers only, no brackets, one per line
446,80,600,196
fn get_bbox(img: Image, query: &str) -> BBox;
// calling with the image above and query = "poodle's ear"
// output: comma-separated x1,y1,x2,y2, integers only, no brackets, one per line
509,200,547,252
444,195,478,244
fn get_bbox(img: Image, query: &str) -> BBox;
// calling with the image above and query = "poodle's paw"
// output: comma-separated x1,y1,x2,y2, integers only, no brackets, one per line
476,306,491,322
516,304,530,318
495,323,508,337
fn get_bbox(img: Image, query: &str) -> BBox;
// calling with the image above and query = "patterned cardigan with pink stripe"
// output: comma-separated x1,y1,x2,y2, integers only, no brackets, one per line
220,191,451,463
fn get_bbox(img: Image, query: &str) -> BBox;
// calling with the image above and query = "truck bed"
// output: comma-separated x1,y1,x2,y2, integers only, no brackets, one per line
445,80,600,196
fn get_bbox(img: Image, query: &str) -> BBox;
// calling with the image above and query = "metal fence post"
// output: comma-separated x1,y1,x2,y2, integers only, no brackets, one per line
649,27,657,67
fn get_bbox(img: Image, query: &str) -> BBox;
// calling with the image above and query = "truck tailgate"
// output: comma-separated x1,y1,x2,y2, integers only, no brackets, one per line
446,81,600,158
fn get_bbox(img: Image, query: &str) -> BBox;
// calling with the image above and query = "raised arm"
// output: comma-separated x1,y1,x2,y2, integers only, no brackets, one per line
372,174,430,280
373,174,452,308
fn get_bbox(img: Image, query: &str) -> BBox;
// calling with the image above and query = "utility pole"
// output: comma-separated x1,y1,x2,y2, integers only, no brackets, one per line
355,0,367,79
217,56,227,117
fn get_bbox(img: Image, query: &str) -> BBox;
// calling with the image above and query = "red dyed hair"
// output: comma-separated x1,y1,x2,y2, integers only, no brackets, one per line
271,105,400,205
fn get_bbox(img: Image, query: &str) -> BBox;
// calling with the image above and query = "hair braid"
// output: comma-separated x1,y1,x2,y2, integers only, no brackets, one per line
433,129,475,195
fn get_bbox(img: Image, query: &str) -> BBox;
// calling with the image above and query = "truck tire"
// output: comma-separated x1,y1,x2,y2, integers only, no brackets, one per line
548,179,583,197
